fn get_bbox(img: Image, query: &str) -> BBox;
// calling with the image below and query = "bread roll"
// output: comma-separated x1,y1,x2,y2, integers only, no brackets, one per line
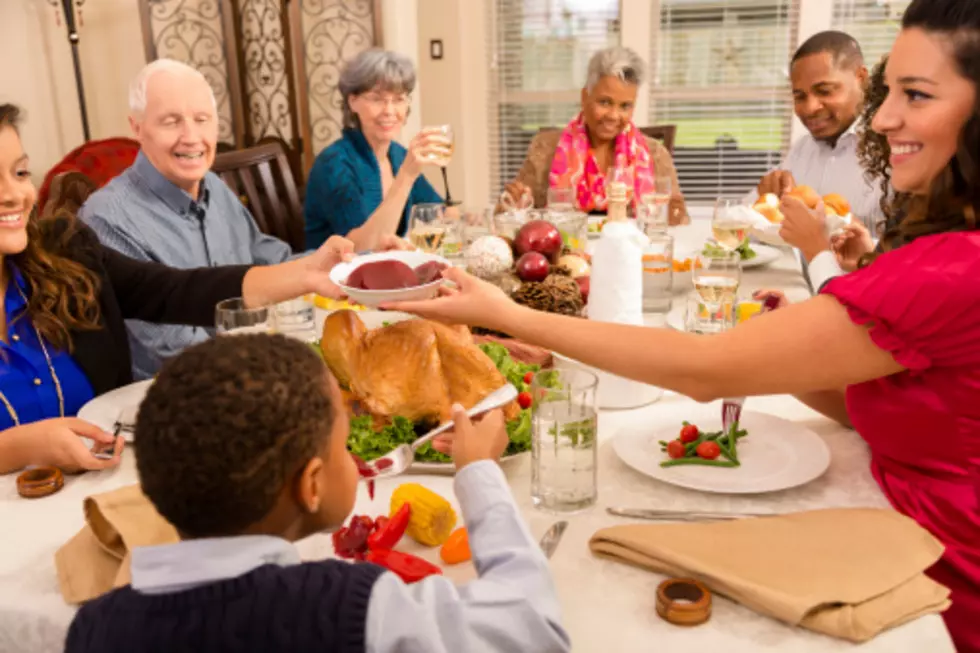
753,193,784,223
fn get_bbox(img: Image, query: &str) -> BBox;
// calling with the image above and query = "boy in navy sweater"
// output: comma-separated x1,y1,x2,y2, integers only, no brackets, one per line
65,334,570,653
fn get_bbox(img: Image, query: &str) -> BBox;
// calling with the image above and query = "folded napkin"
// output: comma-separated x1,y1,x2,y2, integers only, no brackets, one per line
590,508,950,642
55,484,178,604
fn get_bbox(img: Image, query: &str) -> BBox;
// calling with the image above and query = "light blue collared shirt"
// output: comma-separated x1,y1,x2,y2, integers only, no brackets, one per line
131,461,571,653
79,152,295,379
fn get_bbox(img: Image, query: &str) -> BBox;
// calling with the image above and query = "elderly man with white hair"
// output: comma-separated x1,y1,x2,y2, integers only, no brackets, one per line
79,59,297,379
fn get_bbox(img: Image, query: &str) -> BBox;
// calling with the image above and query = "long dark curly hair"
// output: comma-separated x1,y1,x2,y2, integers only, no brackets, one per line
859,0,980,255
856,55,893,235
0,105,102,350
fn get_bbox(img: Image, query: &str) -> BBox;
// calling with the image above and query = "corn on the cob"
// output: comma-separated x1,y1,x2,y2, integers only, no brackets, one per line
390,483,457,546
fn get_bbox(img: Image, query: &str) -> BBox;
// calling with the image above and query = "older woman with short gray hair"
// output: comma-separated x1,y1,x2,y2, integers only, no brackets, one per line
500,46,686,223
304,49,444,250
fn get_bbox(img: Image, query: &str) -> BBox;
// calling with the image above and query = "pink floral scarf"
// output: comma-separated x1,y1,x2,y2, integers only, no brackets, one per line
548,113,655,213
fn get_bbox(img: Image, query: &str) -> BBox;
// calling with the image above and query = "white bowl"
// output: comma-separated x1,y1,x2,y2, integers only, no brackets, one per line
329,250,451,308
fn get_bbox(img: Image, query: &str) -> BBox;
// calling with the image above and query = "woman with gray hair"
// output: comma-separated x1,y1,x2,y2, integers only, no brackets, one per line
304,49,445,250
499,46,686,223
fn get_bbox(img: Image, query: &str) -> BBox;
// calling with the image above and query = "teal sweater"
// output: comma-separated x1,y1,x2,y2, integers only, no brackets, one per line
303,129,443,249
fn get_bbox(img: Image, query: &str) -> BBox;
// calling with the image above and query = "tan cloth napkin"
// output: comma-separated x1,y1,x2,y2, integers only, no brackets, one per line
55,484,178,604
590,508,951,642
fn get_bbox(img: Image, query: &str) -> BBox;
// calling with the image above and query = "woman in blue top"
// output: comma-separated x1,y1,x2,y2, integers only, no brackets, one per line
304,49,446,251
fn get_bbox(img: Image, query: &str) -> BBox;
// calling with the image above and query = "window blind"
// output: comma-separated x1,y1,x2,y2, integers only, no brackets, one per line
486,0,620,202
831,0,909,68
649,0,800,202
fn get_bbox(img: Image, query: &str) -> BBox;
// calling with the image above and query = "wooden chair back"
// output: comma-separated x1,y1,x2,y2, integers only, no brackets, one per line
212,139,305,251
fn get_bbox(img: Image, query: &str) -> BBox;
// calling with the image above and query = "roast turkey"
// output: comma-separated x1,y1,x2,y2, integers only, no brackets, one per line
320,311,519,425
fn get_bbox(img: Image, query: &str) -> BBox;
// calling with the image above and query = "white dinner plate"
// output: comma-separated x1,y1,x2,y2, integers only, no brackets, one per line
738,243,781,269
77,379,154,442
612,403,830,494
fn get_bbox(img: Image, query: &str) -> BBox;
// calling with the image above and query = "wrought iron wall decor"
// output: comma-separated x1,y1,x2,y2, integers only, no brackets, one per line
139,0,382,178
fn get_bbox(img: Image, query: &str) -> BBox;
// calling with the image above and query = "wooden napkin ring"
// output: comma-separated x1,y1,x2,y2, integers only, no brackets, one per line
656,578,712,626
17,466,64,499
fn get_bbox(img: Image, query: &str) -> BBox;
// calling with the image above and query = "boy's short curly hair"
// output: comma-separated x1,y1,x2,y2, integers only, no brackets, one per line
135,334,336,538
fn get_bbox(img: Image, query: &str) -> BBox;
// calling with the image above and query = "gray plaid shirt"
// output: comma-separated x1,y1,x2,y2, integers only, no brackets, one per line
79,153,294,379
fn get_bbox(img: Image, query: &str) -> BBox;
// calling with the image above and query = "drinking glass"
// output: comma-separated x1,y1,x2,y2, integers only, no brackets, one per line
273,298,317,343
531,368,599,513
215,298,273,335
684,294,735,334
641,232,673,313
409,203,454,255
424,124,456,205
547,187,576,213
711,196,752,252
606,166,634,210
692,250,741,314
460,207,494,247
639,175,672,232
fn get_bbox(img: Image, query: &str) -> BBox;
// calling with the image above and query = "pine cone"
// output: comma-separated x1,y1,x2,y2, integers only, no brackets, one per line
512,273,584,316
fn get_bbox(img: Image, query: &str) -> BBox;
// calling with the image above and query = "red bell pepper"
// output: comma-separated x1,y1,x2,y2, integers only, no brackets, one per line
366,549,442,583
367,503,411,551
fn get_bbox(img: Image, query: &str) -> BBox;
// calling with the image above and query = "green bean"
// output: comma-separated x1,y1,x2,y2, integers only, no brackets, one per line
660,458,739,468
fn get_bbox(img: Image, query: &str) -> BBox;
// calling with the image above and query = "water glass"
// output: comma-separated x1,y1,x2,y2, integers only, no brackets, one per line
684,295,735,334
547,187,576,213
460,207,494,247
531,368,599,513
215,298,273,335
638,175,672,232
641,232,673,313
273,298,317,343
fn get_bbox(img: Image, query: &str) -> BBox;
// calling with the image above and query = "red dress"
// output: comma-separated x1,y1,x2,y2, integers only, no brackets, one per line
822,231,980,652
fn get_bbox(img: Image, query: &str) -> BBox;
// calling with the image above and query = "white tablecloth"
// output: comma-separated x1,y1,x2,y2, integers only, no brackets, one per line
0,212,954,653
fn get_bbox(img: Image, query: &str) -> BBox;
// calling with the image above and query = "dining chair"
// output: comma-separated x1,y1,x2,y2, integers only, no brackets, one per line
40,170,98,220
537,124,677,155
639,125,677,155
37,137,140,216
211,139,306,252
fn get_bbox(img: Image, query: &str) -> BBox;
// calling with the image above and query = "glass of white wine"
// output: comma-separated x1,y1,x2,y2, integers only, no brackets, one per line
692,251,741,319
409,202,453,255
639,176,672,233
424,125,457,205
711,197,752,253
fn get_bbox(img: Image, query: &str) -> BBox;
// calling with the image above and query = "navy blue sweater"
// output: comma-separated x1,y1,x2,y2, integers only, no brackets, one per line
64,560,385,653
303,128,443,249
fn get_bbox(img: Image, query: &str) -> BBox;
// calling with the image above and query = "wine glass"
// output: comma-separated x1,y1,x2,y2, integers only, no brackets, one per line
409,202,456,256
692,251,741,319
215,298,273,335
424,124,457,206
711,197,752,253
638,175,672,233
547,187,576,213
606,166,634,209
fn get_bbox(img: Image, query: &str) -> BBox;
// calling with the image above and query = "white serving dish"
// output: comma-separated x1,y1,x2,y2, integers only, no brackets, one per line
329,250,451,308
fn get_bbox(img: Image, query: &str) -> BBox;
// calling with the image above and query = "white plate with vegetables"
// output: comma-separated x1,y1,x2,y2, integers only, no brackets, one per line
345,341,540,475
612,402,830,494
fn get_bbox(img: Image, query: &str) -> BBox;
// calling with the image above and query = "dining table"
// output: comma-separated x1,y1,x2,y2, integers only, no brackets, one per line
0,208,955,653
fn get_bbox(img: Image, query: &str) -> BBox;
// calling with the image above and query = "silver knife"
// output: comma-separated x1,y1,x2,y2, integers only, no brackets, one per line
539,520,568,558
607,507,775,521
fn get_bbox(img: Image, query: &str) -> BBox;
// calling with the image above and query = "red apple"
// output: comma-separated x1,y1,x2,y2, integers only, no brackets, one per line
516,252,550,282
575,276,590,303
513,220,563,262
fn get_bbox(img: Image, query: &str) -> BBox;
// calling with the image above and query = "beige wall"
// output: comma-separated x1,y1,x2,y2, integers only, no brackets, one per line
0,0,144,184
414,0,490,206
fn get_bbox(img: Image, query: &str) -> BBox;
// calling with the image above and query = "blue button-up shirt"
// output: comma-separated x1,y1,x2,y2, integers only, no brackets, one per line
0,265,93,429
130,461,570,653
79,153,294,379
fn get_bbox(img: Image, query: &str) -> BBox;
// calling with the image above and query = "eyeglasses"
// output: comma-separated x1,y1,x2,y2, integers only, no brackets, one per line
361,93,411,110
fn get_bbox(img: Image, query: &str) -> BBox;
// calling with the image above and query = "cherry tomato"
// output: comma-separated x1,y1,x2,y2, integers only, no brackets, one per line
517,391,532,409
696,441,721,460
666,440,687,459
523,372,534,385
679,424,700,443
